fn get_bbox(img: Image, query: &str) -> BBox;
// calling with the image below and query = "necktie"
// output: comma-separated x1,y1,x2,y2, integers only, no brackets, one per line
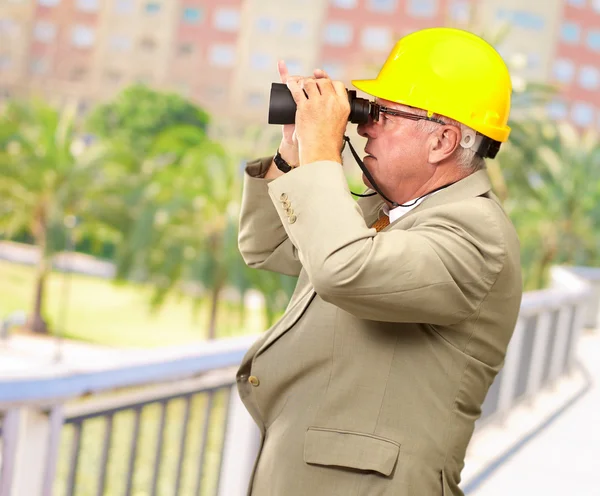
371,212,390,232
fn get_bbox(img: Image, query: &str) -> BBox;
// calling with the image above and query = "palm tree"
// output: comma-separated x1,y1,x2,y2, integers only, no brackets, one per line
0,100,114,333
497,120,600,289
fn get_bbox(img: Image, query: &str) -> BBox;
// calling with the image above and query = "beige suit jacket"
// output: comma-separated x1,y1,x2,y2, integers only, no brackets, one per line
237,157,522,496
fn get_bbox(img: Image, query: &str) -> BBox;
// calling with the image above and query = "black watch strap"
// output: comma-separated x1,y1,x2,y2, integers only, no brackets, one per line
274,150,293,173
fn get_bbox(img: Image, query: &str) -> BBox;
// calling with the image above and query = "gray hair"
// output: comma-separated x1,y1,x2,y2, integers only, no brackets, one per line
412,110,485,173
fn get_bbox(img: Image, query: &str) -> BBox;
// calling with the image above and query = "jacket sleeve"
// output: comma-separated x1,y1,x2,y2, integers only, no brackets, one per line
238,157,302,277
266,161,508,325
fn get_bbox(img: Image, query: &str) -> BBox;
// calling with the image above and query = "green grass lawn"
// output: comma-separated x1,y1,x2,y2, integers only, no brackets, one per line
0,260,268,348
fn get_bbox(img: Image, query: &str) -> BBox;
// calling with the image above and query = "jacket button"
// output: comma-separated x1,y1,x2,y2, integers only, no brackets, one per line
248,375,260,387
289,215,297,224
282,200,291,209
280,193,288,201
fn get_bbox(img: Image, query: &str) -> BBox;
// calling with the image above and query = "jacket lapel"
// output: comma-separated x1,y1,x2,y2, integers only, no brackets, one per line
382,169,494,231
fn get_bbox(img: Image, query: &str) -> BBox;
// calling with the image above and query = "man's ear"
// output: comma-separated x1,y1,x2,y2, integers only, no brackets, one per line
428,126,460,164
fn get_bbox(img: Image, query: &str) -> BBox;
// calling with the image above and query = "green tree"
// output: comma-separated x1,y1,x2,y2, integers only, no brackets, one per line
0,100,114,333
87,85,210,155
498,120,600,289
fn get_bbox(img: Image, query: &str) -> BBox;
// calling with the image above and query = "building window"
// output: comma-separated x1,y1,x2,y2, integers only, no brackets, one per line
183,7,203,24
115,0,134,14
255,16,276,33
407,0,438,18
177,43,194,55
496,9,544,30
247,92,265,108
76,0,99,12
586,30,600,51
367,0,397,13
287,20,308,37
145,2,161,14
109,34,132,51
579,65,600,90
33,21,56,42
140,37,157,51
70,65,88,81
546,100,567,120
38,0,60,6
361,26,392,51
571,102,594,127
331,0,358,8
30,57,49,74
0,55,12,71
214,8,240,32
448,1,470,23
0,19,18,37
286,59,304,75
567,0,586,6
560,22,581,44
105,69,122,83
72,25,95,47
552,59,575,83
593,0,600,13
323,22,353,46
208,44,235,67
321,61,343,80
250,52,271,71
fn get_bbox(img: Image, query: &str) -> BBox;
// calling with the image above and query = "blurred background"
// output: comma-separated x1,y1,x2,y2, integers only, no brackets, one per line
0,0,599,495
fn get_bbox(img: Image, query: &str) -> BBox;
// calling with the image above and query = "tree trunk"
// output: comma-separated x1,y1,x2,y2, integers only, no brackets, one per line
535,245,557,290
27,256,49,334
207,281,223,340
27,205,50,334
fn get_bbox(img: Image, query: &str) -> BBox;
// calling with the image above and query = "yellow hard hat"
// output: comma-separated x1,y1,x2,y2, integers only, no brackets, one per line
352,27,512,143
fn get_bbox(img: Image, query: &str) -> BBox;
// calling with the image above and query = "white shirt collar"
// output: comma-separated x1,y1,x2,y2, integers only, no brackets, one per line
382,191,438,224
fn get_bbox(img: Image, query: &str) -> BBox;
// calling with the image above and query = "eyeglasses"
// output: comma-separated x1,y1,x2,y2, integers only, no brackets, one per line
369,104,447,126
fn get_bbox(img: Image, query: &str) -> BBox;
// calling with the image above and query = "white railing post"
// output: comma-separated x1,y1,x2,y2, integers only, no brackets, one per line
496,319,525,420
525,310,552,398
0,409,21,496
548,305,573,384
1,406,64,496
567,302,588,373
218,387,261,496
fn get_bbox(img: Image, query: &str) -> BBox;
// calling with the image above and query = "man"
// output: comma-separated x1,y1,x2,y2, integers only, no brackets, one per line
236,27,522,495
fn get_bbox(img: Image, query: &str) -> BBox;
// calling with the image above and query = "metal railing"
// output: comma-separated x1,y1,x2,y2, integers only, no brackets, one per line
477,266,592,426
0,266,597,496
0,336,260,496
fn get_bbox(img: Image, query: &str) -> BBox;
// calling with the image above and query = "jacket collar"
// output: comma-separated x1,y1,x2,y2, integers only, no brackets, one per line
360,169,494,226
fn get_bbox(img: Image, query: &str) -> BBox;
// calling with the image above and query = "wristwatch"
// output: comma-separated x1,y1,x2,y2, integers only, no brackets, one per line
274,149,294,173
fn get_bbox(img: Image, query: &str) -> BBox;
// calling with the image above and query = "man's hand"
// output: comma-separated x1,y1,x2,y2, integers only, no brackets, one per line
265,62,332,179
286,77,350,167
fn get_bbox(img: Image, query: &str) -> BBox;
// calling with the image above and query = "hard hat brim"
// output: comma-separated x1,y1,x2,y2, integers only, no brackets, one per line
351,78,510,143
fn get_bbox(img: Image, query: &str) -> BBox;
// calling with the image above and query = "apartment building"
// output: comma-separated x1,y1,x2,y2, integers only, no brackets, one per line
0,0,599,131
547,0,600,129
0,0,35,98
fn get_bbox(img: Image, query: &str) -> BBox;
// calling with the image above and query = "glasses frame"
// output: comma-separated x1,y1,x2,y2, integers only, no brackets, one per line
370,103,447,126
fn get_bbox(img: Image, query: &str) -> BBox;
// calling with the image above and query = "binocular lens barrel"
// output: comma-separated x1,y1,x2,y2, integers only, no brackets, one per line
268,83,371,125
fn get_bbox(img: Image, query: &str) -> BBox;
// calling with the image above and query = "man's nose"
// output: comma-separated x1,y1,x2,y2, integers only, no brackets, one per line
357,114,378,138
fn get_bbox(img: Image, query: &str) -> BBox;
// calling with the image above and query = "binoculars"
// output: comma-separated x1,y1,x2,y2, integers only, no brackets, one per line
268,82,374,125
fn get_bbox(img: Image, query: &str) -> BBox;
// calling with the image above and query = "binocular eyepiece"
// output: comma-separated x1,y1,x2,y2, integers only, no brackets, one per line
268,82,373,125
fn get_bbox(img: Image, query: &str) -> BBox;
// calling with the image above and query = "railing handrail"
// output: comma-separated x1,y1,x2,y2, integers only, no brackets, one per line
0,335,257,407
0,265,596,409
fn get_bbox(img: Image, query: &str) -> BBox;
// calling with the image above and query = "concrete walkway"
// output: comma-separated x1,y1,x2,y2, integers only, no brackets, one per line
464,329,600,495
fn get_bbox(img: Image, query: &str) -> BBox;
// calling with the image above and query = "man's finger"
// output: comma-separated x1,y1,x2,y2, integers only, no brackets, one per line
301,78,321,98
278,60,290,84
314,68,330,79
315,78,335,96
332,80,348,99
286,78,307,104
